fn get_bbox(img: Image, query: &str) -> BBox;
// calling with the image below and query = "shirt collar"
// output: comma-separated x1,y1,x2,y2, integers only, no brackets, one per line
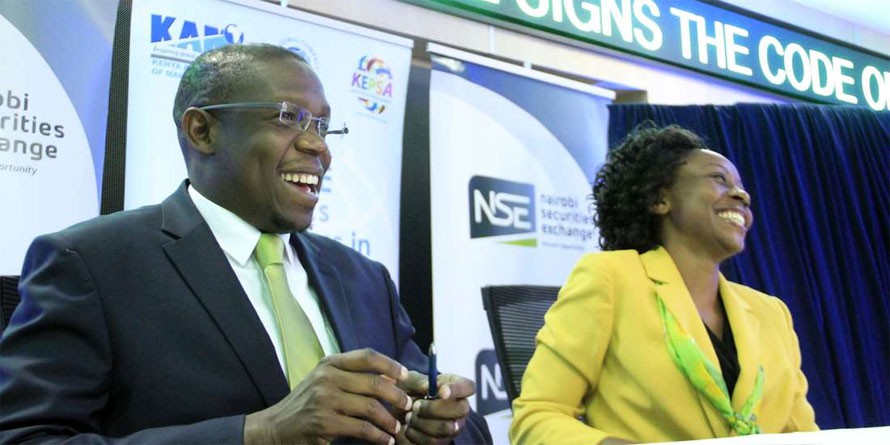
188,185,295,266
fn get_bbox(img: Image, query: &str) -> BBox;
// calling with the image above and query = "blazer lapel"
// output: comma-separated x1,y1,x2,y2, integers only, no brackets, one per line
291,233,359,353
160,183,289,406
719,276,761,415
641,247,728,437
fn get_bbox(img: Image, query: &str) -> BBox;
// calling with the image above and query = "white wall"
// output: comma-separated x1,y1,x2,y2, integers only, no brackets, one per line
284,0,888,105
723,0,890,55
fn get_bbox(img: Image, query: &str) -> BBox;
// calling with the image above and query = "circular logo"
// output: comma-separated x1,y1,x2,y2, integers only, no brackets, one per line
223,24,244,44
279,38,319,70
351,56,393,114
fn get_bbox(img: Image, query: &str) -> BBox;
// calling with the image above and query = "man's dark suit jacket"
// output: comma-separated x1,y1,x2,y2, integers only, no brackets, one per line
0,183,491,444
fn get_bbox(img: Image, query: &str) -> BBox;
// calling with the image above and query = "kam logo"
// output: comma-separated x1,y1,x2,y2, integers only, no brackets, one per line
351,56,393,114
150,14,244,55
469,176,536,247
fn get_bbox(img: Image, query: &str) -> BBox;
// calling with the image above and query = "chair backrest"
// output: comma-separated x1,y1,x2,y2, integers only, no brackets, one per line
1,275,21,333
481,285,560,409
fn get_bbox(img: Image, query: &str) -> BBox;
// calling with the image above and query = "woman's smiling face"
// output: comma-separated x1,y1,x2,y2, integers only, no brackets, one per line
656,149,753,261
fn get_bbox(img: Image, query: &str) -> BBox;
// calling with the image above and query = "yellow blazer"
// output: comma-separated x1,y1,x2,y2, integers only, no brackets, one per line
510,247,817,444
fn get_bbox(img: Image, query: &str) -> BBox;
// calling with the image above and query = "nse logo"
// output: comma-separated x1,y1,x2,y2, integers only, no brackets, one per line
150,14,244,52
351,56,393,114
469,176,536,241
475,350,509,415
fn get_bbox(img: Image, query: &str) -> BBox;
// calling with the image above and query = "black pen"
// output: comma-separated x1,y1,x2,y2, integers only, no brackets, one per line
425,343,438,399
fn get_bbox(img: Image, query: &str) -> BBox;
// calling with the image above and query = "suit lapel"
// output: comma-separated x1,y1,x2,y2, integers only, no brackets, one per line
160,183,289,406
641,247,728,437
719,276,761,414
291,233,359,353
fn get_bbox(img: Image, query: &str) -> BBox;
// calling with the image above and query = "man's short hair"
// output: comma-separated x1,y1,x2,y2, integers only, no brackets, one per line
172,43,308,129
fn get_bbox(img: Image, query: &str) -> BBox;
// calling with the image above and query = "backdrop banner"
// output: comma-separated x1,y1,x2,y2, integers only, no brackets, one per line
428,44,612,443
126,0,412,279
609,103,890,430
0,1,116,275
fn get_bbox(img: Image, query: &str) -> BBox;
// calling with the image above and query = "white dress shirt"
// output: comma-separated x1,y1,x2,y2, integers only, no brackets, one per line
188,185,340,375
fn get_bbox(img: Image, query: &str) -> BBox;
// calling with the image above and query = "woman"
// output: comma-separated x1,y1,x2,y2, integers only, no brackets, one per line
509,125,818,444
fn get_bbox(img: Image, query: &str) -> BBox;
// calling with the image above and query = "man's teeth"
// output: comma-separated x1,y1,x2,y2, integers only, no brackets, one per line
280,173,319,186
718,211,745,227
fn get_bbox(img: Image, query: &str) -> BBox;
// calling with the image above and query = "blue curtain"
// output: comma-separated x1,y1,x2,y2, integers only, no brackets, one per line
608,104,889,429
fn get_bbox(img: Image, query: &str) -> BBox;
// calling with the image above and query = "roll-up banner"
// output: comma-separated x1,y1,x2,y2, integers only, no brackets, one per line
428,43,614,443
126,0,412,280
0,1,116,275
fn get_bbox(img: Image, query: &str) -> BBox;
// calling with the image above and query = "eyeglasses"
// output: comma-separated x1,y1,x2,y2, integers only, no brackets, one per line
199,101,348,140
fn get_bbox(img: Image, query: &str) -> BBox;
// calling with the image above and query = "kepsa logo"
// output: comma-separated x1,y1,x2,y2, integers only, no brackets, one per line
351,56,393,114
468,176,536,242
149,14,244,65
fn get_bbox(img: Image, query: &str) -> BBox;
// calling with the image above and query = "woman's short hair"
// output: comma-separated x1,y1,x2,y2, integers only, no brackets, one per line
592,124,709,252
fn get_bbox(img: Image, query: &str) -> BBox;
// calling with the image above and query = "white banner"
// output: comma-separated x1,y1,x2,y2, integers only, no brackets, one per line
429,44,613,444
126,0,412,280
0,1,115,275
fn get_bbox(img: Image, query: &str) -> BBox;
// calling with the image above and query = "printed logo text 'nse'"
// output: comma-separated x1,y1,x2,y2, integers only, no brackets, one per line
469,176,535,239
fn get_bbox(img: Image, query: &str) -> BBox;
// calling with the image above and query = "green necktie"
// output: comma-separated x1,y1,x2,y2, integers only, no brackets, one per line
254,233,324,389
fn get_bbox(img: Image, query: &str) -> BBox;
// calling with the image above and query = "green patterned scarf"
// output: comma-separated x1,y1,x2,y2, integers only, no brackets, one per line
656,296,764,435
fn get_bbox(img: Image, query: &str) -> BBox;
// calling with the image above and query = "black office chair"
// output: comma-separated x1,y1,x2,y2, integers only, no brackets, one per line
481,285,560,409
1,275,21,333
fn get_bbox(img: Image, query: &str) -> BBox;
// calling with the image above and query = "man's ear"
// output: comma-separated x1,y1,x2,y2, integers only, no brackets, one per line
650,188,670,215
181,107,216,156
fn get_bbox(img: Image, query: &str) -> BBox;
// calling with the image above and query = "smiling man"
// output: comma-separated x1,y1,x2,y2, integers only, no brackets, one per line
0,44,491,445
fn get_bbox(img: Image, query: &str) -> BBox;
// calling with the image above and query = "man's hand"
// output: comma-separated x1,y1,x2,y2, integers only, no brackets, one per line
396,371,475,444
244,348,414,445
